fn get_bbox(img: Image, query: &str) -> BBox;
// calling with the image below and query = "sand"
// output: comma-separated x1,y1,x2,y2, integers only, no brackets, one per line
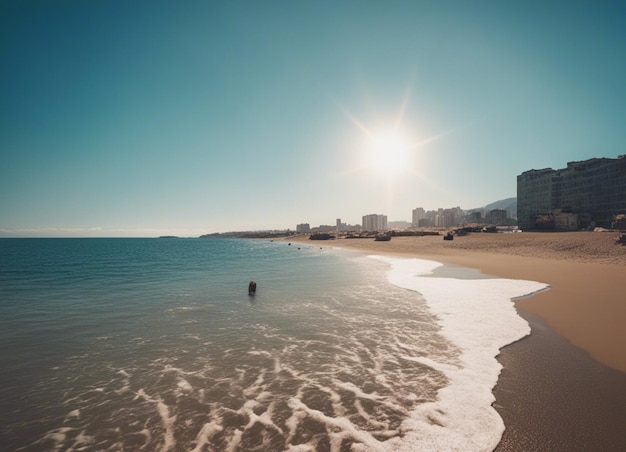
288,231,626,373
492,310,626,451
283,231,626,450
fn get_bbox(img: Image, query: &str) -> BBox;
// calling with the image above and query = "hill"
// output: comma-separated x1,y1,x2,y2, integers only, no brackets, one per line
469,197,517,213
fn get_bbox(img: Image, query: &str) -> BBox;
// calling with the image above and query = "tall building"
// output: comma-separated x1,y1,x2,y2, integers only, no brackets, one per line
467,211,482,223
362,214,388,231
441,209,456,228
440,207,463,227
412,207,425,226
487,209,507,225
296,223,310,233
336,218,348,232
517,156,626,230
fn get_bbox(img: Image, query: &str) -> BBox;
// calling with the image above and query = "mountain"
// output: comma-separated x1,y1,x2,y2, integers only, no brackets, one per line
468,197,517,213
482,197,517,212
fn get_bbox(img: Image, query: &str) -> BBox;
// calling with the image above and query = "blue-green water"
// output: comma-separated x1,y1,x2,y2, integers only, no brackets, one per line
0,238,447,451
0,238,547,451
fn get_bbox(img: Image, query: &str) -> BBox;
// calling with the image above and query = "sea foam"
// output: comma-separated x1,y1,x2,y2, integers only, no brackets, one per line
370,256,549,451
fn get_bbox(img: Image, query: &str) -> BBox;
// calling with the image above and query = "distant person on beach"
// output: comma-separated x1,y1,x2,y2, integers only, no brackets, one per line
248,281,257,295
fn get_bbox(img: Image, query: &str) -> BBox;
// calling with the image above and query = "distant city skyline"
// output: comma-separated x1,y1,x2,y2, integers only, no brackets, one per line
2,2,624,237
300,199,515,234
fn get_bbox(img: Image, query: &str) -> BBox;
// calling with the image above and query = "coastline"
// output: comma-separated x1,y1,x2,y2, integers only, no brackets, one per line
281,231,626,450
493,309,626,451
285,231,626,373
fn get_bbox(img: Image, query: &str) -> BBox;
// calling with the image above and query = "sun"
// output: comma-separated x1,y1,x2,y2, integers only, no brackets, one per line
365,128,413,176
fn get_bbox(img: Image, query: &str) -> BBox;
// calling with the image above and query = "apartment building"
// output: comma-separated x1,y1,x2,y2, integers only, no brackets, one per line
296,223,311,233
517,156,626,230
362,214,388,231
487,209,507,226
412,207,425,227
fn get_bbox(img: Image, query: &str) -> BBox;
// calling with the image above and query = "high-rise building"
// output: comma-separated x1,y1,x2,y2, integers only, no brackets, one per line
467,211,482,223
487,209,507,225
362,214,388,231
517,156,626,230
412,207,425,226
440,207,463,228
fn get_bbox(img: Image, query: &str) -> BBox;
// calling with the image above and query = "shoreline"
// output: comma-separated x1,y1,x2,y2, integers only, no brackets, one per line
493,309,626,451
280,231,626,450
285,231,626,373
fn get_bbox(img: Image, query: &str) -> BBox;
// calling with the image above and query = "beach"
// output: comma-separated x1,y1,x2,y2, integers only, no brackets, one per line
1,236,623,450
6,237,554,451
286,231,626,450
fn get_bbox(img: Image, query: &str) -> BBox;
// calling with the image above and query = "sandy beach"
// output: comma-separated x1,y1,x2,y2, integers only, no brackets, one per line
289,231,626,372
284,231,626,450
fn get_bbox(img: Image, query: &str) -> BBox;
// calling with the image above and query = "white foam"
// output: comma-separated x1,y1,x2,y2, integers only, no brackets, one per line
369,256,549,451
243,369,267,397
225,428,243,452
65,409,80,419
191,420,223,452
247,350,273,357
239,399,285,435
29,426,74,451
287,398,385,450
70,430,95,449
176,378,193,394
157,399,177,452
135,389,177,452
138,428,152,449
335,381,381,401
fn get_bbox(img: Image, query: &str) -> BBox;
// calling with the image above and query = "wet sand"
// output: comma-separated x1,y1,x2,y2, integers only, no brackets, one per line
284,231,626,450
493,311,626,451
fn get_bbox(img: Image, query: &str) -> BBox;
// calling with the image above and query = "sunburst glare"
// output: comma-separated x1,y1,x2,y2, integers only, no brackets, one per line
365,127,413,176
334,89,459,191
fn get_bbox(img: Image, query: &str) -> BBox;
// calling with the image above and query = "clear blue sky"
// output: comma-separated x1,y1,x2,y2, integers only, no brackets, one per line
2,1,624,237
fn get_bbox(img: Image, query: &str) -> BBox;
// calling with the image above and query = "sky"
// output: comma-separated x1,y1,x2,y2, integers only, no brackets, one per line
1,1,625,237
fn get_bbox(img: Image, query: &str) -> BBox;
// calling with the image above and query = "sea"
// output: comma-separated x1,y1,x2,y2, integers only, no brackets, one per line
0,238,547,451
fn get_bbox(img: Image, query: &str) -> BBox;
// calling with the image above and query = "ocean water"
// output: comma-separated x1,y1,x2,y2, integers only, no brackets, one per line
0,238,547,451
